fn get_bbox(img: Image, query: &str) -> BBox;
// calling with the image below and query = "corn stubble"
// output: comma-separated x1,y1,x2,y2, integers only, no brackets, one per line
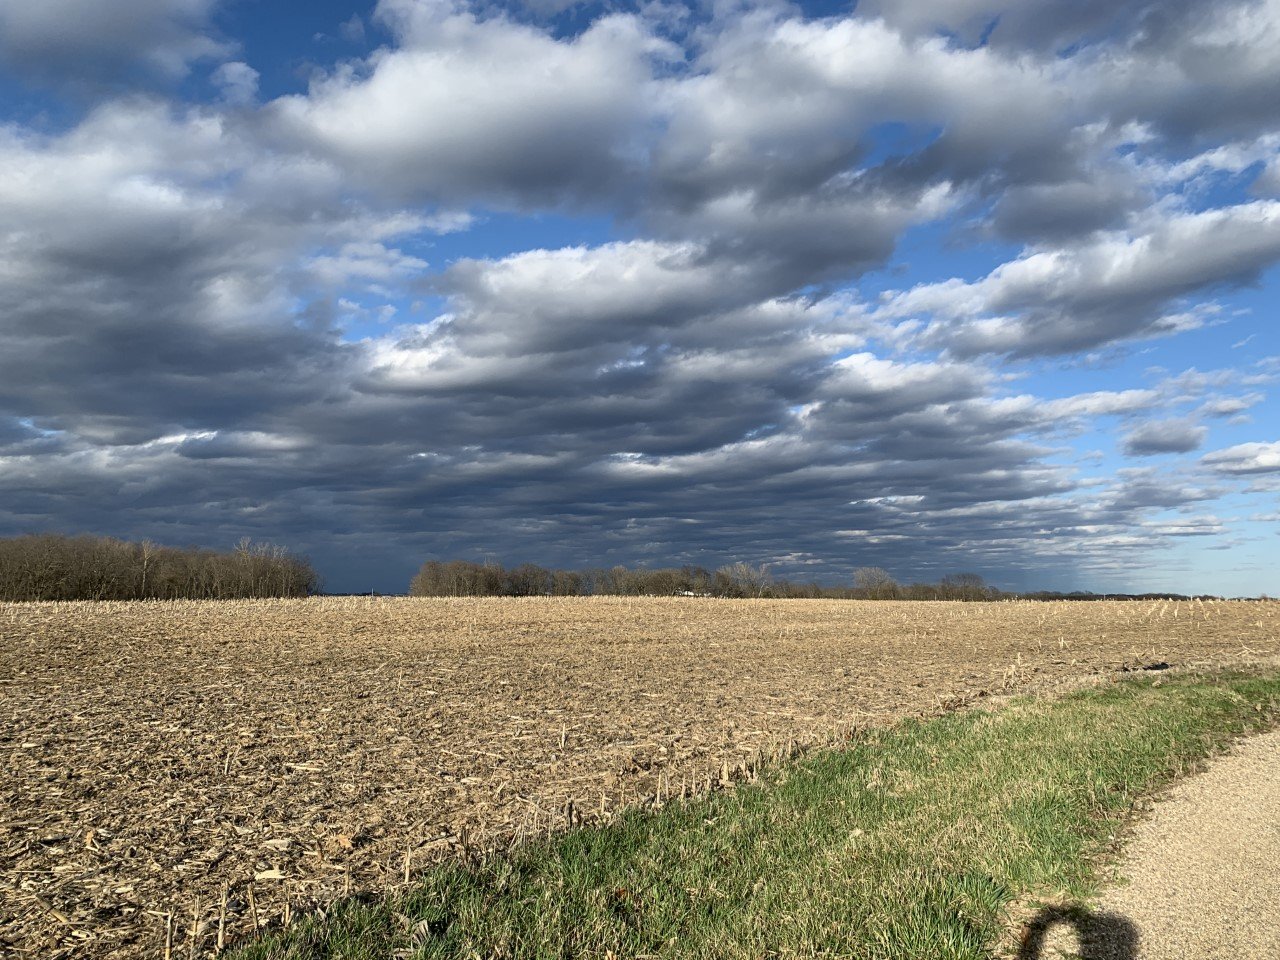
1,596,1276,958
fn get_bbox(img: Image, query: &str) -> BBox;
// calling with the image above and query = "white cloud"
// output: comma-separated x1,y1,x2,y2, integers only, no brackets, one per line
881,201,1280,356
211,61,258,104
1203,442,1280,475
270,1,676,206
339,15,366,43
1200,394,1264,418
434,240,770,355
307,242,428,289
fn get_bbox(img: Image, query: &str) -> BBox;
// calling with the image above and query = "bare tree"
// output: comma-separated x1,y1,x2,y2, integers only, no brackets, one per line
853,566,899,600
138,539,157,597
0,534,317,601
940,572,990,601
716,561,772,598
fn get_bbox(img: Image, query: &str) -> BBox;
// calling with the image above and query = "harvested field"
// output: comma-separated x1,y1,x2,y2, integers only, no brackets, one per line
2,597,1277,958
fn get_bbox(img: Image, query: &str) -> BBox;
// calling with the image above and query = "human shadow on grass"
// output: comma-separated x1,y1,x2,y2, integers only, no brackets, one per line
1016,904,1139,960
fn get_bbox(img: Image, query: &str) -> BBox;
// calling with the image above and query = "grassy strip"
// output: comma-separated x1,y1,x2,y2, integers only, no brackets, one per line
236,672,1280,960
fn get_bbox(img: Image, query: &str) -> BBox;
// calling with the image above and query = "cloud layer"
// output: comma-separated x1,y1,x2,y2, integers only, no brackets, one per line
1,0,1278,592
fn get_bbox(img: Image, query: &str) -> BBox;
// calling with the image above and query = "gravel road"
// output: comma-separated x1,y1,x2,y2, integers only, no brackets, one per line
1028,724,1280,959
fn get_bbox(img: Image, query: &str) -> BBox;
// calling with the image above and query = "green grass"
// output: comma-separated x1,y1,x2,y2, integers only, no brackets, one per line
235,672,1280,960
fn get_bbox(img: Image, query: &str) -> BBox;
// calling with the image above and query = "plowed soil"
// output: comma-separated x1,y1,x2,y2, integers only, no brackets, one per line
2,596,1276,958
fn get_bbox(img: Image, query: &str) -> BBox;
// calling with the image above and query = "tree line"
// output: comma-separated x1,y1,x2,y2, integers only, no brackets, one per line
0,537,1223,602
409,560,1005,600
0,534,319,601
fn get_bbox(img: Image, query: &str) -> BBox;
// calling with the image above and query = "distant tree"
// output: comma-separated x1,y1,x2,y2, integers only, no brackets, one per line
410,559,507,596
613,564,644,596
401,557,1028,602
716,561,772,598
677,565,714,595
901,581,940,601
853,566,900,600
638,568,682,596
0,534,316,601
550,569,584,596
505,563,552,597
940,572,991,601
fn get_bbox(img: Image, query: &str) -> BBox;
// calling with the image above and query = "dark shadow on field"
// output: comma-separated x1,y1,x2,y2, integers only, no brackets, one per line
1016,905,1139,959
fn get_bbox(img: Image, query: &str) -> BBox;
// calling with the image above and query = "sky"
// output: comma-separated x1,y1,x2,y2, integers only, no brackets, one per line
0,0,1278,596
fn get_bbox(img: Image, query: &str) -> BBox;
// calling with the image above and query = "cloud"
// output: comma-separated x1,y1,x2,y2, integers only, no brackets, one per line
211,61,259,105
0,98,408,448
269,1,675,207
358,240,864,458
989,175,1145,242
1258,159,1280,196
1203,441,1280,475
0,0,229,84
1122,419,1208,456
882,201,1280,357
264,0,1280,289
431,241,780,355
854,0,1201,52
2,0,1279,594
339,15,366,43
1119,0,1280,143
1200,393,1264,418
648,9,1072,243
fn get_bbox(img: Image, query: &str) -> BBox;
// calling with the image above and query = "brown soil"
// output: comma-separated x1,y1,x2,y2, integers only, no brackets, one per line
2,596,1276,958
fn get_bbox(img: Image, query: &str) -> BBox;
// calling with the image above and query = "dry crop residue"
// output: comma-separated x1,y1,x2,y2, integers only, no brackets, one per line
2,596,1276,958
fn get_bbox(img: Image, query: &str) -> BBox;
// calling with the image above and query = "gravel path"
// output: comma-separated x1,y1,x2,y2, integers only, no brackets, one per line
1030,725,1280,959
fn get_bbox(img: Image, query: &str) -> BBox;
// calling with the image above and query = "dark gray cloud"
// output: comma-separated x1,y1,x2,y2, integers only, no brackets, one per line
989,176,1146,243
0,0,229,84
1122,419,1208,457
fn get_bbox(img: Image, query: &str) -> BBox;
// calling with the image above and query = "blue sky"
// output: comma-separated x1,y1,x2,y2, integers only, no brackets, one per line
0,0,1278,595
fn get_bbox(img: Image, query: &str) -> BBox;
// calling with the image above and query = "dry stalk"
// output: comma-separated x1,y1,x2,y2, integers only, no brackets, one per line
246,886,258,938
188,900,200,960
216,886,227,954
